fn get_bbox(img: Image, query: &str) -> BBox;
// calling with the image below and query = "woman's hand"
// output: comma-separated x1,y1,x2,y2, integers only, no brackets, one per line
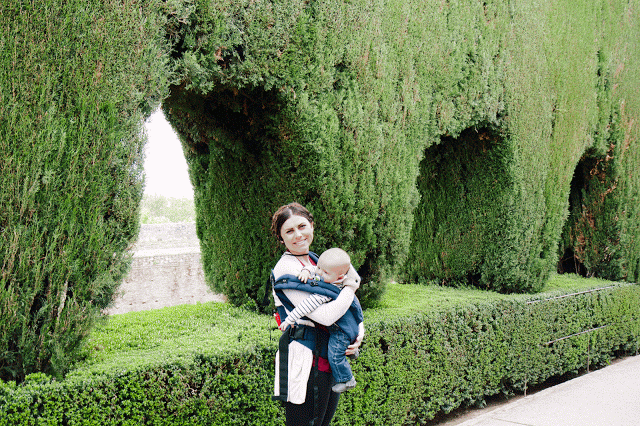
346,322,365,356
279,321,292,332
346,335,363,356
342,264,361,291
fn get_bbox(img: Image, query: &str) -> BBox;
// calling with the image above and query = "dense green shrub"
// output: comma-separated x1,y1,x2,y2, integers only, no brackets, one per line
1,279,638,425
0,0,169,381
406,127,517,289
163,0,414,309
3,0,639,383
554,0,640,284
334,280,640,425
162,0,640,308
558,4,640,282
406,0,640,291
0,303,281,426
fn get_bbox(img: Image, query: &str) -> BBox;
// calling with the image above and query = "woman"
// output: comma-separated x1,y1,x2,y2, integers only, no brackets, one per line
271,202,364,426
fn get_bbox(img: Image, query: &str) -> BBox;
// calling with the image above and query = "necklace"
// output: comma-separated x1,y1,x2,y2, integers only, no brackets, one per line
284,251,308,257
283,251,314,266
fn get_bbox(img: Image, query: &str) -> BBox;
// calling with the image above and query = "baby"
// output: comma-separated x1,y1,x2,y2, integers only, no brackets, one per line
279,248,363,393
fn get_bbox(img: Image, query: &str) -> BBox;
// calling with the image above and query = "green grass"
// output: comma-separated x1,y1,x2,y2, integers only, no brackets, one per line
542,272,623,292
368,273,624,320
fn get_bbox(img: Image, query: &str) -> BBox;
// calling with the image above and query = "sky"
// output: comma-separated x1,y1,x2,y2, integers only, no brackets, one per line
143,109,194,199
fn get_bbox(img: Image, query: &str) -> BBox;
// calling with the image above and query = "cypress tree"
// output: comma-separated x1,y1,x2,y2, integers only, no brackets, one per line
405,0,640,291
0,0,169,381
163,0,421,309
559,2,640,282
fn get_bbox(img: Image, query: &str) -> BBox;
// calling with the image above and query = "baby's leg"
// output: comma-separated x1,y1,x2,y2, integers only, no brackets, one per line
327,329,356,393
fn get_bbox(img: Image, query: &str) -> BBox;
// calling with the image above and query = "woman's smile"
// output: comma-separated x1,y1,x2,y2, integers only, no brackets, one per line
280,215,314,255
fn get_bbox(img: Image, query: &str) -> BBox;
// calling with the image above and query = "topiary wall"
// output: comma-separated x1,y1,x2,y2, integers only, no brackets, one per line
164,0,640,303
163,0,425,308
0,0,170,381
404,0,640,292
2,0,639,381
558,3,640,283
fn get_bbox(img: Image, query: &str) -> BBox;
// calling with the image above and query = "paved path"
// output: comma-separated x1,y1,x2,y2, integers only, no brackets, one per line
106,223,225,315
455,355,640,426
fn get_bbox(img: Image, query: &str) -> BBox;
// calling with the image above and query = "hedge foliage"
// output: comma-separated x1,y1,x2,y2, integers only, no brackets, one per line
554,0,640,284
0,279,638,425
162,0,640,309
0,0,170,381
3,0,640,382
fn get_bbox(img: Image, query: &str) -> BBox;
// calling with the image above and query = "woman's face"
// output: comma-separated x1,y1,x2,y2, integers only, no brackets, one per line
280,215,314,255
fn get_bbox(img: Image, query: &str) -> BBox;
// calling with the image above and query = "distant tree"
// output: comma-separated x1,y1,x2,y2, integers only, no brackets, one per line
140,194,196,224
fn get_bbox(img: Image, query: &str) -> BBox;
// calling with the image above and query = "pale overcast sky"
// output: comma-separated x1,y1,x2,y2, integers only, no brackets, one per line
143,109,194,199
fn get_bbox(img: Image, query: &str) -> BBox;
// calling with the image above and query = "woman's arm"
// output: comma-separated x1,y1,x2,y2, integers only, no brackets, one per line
279,293,331,330
303,263,361,326
274,255,361,326
285,286,357,326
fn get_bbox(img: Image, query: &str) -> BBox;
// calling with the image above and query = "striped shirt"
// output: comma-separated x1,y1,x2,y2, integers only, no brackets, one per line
284,293,332,325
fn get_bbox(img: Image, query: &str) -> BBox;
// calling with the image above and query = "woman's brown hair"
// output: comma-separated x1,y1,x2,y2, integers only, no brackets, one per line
271,202,314,242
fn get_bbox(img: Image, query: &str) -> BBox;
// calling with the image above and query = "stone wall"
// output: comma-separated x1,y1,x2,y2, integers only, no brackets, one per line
106,223,225,315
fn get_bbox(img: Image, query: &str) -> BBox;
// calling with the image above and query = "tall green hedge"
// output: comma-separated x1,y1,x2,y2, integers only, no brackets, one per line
404,0,640,291
3,0,639,380
163,0,419,308
0,0,169,381
559,2,640,282
163,0,640,307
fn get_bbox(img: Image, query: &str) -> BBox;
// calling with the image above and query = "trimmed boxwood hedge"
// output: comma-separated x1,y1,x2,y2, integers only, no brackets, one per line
1,280,638,425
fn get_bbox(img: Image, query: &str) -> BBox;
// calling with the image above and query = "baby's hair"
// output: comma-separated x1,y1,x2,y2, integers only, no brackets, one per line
319,248,350,275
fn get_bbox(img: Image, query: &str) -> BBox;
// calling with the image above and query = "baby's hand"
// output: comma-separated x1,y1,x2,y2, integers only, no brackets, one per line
342,264,361,291
298,269,311,283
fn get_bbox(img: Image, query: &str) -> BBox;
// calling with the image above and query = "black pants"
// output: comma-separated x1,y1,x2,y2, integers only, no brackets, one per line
285,369,340,426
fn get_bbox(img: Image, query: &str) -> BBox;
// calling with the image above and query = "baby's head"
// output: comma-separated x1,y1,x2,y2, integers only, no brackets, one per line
316,248,350,284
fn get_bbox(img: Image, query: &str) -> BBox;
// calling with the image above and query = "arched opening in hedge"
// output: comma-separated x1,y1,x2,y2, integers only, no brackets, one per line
163,83,284,163
405,125,512,288
161,83,325,307
557,247,588,276
143,110,194,201
557,147,620,279
557,155,592,277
